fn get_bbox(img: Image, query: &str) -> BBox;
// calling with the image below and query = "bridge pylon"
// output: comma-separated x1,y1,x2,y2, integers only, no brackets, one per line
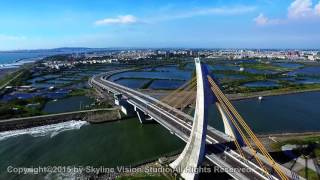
216,103,244,145
170,58,212,180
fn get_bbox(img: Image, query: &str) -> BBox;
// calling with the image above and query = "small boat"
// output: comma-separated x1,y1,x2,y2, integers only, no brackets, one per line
258,96,263,101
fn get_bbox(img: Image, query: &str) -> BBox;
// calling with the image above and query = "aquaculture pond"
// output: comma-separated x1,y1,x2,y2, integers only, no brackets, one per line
208,64,240,71
42,96,94,114
288,66,320,76
114,78,150,89
242,81,280,88
1,89,70,101
293,77,320,84
273,62,303,69
213,74,246,80
149,79,185,90
109,67,191,81
244,68,277,75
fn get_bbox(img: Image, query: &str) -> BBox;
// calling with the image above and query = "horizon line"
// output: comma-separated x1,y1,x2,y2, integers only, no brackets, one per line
1,46,320,52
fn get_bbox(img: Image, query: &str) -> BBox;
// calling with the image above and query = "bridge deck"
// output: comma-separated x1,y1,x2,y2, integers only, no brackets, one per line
91,71,301,180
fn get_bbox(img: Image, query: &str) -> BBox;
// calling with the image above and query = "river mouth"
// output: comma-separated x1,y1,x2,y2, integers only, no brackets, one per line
0,118,184,179
0,120,89,141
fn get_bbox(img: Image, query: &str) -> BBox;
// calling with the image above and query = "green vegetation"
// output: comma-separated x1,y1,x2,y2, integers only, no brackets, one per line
270,136,320,179
177,62,188,70
271,135,320,169
93,101,113,109
0,69,32,90
8,69,32,87
271,136,320,151
0,71,18,88
298,168,319,180
240,63,290,72
212,70,281,93
0,97,47,120
210,67,320,94
69,88,88,96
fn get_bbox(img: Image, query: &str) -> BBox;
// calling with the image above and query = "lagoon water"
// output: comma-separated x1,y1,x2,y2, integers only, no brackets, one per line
208,91,320,134
0,119,184,179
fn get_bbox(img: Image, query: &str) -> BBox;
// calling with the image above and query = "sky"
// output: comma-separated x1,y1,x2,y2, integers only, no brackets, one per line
0,0,320,50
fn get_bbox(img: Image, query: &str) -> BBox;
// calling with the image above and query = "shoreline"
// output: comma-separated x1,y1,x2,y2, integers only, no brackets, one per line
140,87,320,101
257,131,320,138
226,88,320,101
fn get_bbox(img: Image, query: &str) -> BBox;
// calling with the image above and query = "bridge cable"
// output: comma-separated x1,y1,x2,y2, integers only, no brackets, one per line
217,101,246,159
210,86,270,177
180,93,196,111
173,86,197,109
208,76,288,180
167,84,197,117
164,79,197,108
161,77,196,103
208,76,287,180
208,76,286,179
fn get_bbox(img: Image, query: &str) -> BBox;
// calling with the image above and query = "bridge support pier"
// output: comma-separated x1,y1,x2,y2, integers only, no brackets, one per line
136,109,146,124
170,58,211,180
114,94,135,116
135,108,153,124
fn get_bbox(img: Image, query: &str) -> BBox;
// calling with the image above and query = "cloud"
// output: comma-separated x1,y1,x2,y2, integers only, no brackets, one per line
288,0,313,18
254,13,269,25
95,15,138,25
316,1,320,15
255,0,320,26
0,34,27,41
288,0,320,18
151,6,256,22
254,13,281,25
94,6,256,26
180,6,256,17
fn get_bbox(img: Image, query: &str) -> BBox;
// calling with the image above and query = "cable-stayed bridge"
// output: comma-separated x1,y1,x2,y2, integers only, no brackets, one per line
90,58,303,180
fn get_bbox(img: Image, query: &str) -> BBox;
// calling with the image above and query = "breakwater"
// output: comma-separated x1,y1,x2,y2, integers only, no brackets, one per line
0,108,122,132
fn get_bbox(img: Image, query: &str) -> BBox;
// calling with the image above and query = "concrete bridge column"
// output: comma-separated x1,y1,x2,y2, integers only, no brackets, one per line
135,108,148,124
114,94,135,116
134,106,153,124
216,103,244,146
